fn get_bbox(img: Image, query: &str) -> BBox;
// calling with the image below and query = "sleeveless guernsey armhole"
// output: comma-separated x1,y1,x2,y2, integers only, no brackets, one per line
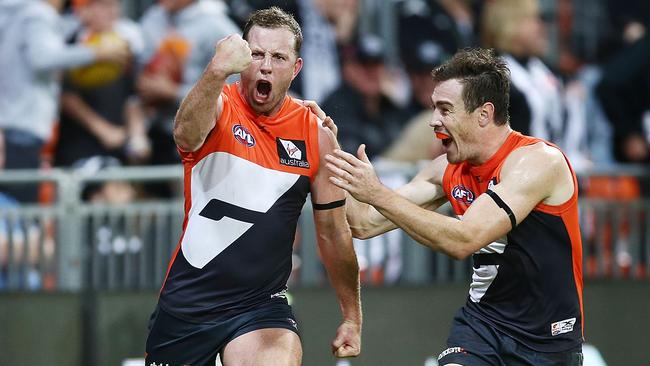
308,113,321,183
535,151,579,215
182,91,232,163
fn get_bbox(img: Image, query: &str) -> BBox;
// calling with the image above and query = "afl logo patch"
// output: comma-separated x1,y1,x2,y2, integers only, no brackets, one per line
452,185,475,204
232,124,255,147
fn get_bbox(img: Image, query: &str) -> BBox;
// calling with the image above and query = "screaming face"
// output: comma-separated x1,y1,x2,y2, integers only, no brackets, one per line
240,25,303,116
429,79,475,164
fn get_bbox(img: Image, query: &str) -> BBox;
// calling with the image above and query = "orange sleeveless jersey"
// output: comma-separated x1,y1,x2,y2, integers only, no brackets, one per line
158,83,320,320
442,131,584,352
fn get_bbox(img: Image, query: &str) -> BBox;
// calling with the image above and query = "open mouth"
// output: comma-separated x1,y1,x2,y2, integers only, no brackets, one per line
255,80,272,101
435,131,453,148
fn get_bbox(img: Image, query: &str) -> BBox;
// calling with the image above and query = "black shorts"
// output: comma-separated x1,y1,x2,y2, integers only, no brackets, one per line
145,301,299,366
437,308,583,366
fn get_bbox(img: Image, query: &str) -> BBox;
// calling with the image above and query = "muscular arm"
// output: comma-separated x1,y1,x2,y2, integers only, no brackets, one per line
328,143,574,259
173,35,251,152
347,155,448,239
311,124,362,357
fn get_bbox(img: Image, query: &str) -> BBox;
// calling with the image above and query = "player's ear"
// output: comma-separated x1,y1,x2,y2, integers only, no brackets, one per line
478,102,494,127
292,57,303,80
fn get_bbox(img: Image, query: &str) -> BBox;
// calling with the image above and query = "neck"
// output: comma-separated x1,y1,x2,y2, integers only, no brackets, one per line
471,126,512,165
238,83,287,118
260,97,286,117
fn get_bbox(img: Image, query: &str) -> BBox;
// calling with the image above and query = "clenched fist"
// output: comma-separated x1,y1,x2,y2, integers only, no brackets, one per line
209,34,252,77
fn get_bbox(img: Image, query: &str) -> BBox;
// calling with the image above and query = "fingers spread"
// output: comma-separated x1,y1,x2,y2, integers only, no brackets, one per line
357,144,370,163
331,149,363,166
326,162,354,182
325,154,356,174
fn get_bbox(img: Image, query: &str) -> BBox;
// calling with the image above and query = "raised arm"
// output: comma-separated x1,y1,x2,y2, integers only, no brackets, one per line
311,124,362,359
327,142,574,259
173,35,251,152
345,151,448,239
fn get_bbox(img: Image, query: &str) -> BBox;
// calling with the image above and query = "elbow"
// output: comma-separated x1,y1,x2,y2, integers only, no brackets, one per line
173,124,199,152
444,239,479,261
350,226,367,240
350,225,375,240
448,248,472,261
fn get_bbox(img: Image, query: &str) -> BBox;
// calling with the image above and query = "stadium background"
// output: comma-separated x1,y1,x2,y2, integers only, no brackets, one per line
1,0,650,365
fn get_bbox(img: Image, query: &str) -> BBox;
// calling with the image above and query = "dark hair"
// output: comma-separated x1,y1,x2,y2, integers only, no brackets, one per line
242,7,303,56
431,48,510,125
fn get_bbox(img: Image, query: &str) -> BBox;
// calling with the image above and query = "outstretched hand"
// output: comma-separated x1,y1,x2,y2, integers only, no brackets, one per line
331,320,361,358
325,144,386,204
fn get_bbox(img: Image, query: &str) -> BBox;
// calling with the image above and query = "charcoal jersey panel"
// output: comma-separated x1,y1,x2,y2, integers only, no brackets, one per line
158,83,320,321
442,131,584,352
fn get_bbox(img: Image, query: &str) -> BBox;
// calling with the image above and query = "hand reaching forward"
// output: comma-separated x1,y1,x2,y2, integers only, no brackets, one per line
209,34,252,77
325,144,387,204
331,319,361,358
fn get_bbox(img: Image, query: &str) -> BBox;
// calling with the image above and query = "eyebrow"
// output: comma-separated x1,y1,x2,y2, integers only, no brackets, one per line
433,101,453,109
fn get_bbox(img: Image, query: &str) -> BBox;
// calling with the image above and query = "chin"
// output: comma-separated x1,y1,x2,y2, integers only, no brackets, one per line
446,154,461,164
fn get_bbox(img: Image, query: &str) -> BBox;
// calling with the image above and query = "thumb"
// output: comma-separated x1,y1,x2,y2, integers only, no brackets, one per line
357,144,370,163
331,334,345,351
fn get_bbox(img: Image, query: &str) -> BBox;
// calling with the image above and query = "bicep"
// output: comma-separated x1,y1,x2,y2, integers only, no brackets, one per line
460,148,558,245
459,182,537,247
311,123,345,205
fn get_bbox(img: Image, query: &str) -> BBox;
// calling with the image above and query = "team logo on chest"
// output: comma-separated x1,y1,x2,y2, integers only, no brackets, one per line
232,124,256,147
276,138,310,168
452,185,475,205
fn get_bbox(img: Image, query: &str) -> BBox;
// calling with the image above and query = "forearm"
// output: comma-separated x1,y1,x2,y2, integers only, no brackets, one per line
346,195,397,239
173,69,226,151
372,187,474,259
347,182,447,239
318,230,362,323
25,21,95,72
61,93,109,134
125,97,147,136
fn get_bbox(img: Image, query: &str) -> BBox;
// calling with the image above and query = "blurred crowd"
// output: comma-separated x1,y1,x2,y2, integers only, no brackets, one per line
1,0,650,288
0,0,649,203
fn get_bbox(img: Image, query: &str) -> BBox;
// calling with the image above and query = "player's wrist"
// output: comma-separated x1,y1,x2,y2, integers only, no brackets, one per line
205,64,231,81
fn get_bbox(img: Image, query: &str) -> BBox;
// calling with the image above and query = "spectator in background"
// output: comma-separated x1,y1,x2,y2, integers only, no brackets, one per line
321,34,411,284
294,0,359,102
321,34,406,160
230,0,360,103
383,38,448,162
54,0,150,167
137,0,240,166
596,35,650,163
73,156,144,289
0,131,46,291
481,0,565,145
396,0,478,57
0,0,129,202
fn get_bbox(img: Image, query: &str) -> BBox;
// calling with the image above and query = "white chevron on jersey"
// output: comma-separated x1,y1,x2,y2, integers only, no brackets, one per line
469,240,507,303
182,152,300,268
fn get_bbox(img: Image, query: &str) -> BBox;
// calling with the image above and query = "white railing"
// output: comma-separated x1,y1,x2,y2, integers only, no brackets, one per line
0,163,649,292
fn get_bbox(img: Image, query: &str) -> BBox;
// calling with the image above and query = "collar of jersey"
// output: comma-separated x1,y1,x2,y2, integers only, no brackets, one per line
467,130,518,179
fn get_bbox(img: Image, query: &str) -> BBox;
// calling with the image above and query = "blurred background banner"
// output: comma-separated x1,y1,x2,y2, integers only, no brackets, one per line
1,0,650,365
